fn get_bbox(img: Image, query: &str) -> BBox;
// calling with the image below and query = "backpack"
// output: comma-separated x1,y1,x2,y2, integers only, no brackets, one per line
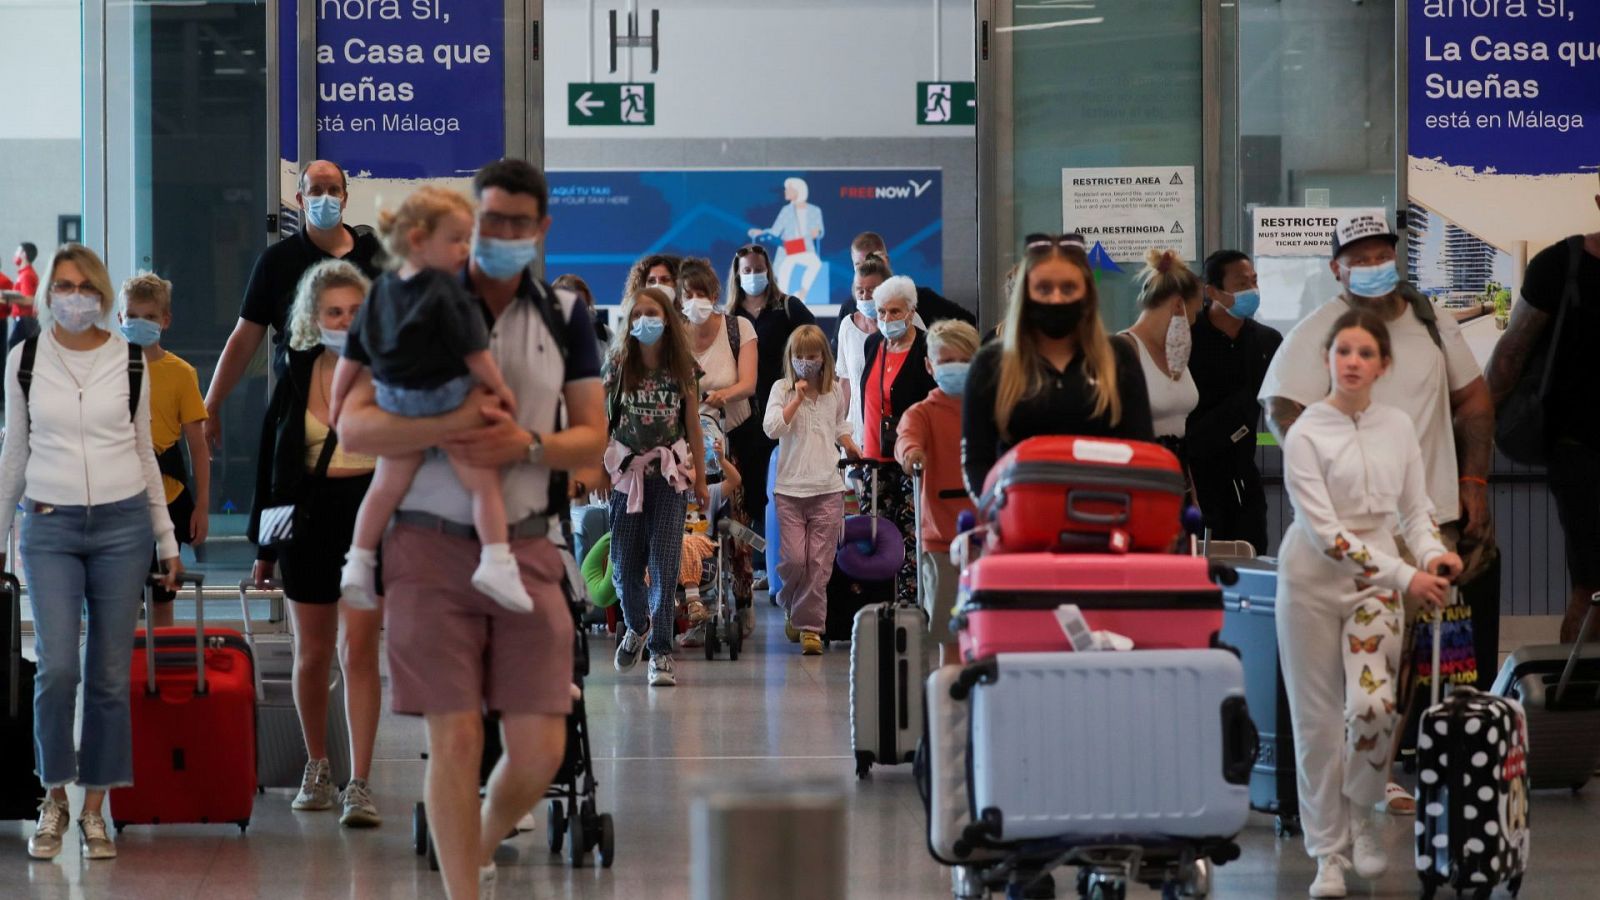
723,314,756,426
17,337,143,420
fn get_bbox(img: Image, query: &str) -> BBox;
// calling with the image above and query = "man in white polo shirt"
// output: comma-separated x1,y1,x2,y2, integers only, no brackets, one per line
338,159,604,900
1259,211,1495,815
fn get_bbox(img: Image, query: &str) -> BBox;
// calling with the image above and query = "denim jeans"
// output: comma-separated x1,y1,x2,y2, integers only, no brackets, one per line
21,493,153,790
374,374,475,417
608,475,688,657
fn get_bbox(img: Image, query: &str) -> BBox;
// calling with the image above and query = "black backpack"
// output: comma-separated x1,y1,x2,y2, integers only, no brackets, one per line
17,337,143,419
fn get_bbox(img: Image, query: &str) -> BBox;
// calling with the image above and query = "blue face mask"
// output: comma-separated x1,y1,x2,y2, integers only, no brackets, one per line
303,194,342,231
859,300,878,320
933,361,970,396
1224,288,1260,320
474,236,539,280
1342,260,1400,299
120,318,162,347
739,272,769,296
631,315,665,346
880,318,909,341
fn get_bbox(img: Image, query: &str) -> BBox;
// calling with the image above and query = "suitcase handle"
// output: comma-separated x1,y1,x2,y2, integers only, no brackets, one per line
1065,489,1130,526
5,572,21,719
144,572,207,697
238,578,280,704
1220,696,1258,785
1556,591,1600,706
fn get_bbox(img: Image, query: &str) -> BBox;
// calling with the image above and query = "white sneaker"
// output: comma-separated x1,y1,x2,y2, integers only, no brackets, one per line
1309,854,1349,898
614,630,647,672
78,811,117,860
678,622,707,649
340,550,379,609
649,654,677,687
471,549,534,613
339,777,381,828
27,797,69,860
1350,817,1388,879
292,758,337,811
479,862,498,900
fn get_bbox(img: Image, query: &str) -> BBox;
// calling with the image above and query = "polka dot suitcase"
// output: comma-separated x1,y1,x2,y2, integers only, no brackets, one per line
1414,687,1530,899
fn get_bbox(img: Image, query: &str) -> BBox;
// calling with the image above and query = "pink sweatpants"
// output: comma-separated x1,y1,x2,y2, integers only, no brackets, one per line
774,492,844,633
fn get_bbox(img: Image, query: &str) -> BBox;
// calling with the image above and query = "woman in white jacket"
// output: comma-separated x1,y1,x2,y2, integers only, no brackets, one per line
1278,308,1461,899
0,245,182,861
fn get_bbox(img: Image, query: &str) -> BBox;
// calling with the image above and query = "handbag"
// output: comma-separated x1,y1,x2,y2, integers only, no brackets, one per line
1496,235,1582,465
257,424,340,547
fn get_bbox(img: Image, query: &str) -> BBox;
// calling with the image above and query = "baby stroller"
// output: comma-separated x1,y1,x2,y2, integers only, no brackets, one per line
690,415,766,661
412,534,616,870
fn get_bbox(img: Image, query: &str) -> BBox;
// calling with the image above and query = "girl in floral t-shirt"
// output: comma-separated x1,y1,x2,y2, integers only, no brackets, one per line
602,286,708,687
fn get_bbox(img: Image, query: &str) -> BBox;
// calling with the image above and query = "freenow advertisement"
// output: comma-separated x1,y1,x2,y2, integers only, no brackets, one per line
1408,0,1600,367
279,0,505,180
545,169,943,311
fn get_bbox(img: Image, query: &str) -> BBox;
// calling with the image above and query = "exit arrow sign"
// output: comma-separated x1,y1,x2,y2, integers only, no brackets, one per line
567,83,655,126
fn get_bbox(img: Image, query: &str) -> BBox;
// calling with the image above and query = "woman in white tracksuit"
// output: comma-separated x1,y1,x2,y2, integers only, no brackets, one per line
1277,309,1462,900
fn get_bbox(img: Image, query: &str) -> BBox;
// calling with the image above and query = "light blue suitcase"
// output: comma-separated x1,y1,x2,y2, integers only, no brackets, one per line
956,649,1255,844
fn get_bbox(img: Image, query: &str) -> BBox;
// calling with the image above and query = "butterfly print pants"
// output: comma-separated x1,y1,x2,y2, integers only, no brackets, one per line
1277,525,1404,859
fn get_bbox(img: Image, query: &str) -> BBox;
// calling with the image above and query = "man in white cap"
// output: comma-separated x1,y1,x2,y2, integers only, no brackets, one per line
1257,211,1494,815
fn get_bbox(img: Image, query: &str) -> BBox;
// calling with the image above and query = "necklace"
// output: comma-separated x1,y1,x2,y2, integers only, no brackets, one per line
56,340,101,396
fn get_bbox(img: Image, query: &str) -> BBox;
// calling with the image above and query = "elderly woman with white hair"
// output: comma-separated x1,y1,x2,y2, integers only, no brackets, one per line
858,274,936,605
246,258,385,828
748,176,826,301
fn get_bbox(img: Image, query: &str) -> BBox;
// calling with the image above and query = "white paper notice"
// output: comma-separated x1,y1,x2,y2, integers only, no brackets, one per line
1252,207,1386,258
1062,166,1196,263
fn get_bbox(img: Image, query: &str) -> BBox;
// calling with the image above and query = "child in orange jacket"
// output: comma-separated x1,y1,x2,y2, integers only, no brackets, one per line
895,320,980,664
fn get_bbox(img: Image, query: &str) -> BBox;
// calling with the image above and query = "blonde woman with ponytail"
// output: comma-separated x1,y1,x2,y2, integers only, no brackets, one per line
961,236,1155,497
1119,248,1203,448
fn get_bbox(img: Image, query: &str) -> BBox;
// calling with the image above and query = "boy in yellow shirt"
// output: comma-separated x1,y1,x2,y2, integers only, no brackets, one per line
119,273,209,626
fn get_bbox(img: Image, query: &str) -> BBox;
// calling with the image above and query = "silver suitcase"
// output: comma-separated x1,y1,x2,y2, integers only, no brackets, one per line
958,650,1254,844
849,601,928,778
239,581,352,789
1490,593,1600,791
922,665,1004,866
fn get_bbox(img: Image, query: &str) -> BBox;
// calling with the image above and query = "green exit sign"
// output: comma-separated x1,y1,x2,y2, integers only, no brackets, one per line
917,81,976,126
567,83,655,126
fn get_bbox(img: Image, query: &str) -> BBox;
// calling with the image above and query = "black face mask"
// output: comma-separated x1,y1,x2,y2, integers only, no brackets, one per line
1023,298,1085,339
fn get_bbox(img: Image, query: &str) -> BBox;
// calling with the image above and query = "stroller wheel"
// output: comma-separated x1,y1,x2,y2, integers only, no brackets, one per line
566,805,587,866
705,617,721,660
546,801,565,855
598,813,616,868
413,802,429,856
728,619,742,660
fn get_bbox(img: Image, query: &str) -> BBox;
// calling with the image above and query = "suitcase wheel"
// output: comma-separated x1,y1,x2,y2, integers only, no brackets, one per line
547,800,565,855
1274,814,1301,839
597,813,616,868
236,820,248,834
854,751,874,780
413,802,429,856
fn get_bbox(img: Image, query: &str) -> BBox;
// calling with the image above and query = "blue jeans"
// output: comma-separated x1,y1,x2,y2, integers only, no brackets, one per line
374,374,475,417
22,494,153,789
608,475,687,657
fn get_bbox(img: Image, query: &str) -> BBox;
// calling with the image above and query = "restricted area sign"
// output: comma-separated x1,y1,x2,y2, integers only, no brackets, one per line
917,81,976,126
1061,166,1197,263
567,83,654,126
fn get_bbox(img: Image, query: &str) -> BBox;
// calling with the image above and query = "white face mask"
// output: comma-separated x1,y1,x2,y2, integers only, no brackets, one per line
51,292,103,334
1165,311,1192,376
682,297,715,325
320,327,349,354
650,283,677,302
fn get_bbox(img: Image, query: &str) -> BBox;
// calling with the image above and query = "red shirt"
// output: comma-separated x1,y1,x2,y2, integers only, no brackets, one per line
13,265,38,300
862,345,911,460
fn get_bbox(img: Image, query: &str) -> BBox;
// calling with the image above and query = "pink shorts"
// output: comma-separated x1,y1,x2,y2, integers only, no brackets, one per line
383,523,575,717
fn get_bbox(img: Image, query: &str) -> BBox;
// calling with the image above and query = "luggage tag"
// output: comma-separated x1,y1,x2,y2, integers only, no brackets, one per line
1053,605,1100,653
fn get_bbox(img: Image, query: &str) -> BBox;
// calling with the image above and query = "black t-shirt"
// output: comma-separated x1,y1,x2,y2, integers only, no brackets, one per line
735,293,816,429
961,337,1155,496
1186,307,1282,470
239,226,385,369
344,269,491,389
1521,236,1600,447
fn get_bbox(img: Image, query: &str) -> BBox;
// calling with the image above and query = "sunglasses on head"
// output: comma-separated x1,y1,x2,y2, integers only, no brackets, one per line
1024,233,1087,254
735,244,769,259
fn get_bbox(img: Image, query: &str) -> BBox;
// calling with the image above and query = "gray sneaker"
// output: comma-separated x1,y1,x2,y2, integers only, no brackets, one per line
339,777,381,828
292,758,337,811
648,653,677,687
614,629,647,672
78,811,116,860
28,797,69,860
479,862,498,900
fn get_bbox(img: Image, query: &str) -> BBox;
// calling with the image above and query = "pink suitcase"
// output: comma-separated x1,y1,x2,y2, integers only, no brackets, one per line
953,553,1224,661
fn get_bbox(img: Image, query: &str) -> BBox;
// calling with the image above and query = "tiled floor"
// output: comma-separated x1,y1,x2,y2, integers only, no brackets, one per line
4,602,1598,899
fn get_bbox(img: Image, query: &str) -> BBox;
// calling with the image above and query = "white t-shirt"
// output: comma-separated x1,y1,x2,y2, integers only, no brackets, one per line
693,314,757,433
835,313,872,448
1259,295,1481,521
1126,334,1198,439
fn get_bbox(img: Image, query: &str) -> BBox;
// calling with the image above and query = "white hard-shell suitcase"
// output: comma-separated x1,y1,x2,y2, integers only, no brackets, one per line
922,665,1004,866
956,650,1255,844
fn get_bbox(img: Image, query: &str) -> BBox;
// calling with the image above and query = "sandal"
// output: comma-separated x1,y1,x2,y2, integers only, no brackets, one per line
1376,781,1416,816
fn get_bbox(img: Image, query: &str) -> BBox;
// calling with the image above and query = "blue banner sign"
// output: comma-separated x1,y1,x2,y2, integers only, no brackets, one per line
545,169,943,309
280,0,505,179
1408,0,1598,175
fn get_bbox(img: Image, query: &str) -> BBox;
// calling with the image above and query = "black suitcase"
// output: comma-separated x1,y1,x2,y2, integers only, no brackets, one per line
1216,558,1300,837
2,572,45,821
1490,592,1600,792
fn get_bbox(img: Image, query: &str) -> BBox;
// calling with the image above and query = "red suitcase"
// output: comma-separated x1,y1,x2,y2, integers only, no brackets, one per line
953,552,1224,661
110,574,256,832
979,436,1186,553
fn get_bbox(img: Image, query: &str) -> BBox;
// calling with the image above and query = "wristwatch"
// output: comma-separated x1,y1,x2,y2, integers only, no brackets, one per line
525,429,546,467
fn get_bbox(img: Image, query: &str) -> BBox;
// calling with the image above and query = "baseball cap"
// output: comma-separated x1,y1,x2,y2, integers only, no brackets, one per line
1331,213,1399,259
